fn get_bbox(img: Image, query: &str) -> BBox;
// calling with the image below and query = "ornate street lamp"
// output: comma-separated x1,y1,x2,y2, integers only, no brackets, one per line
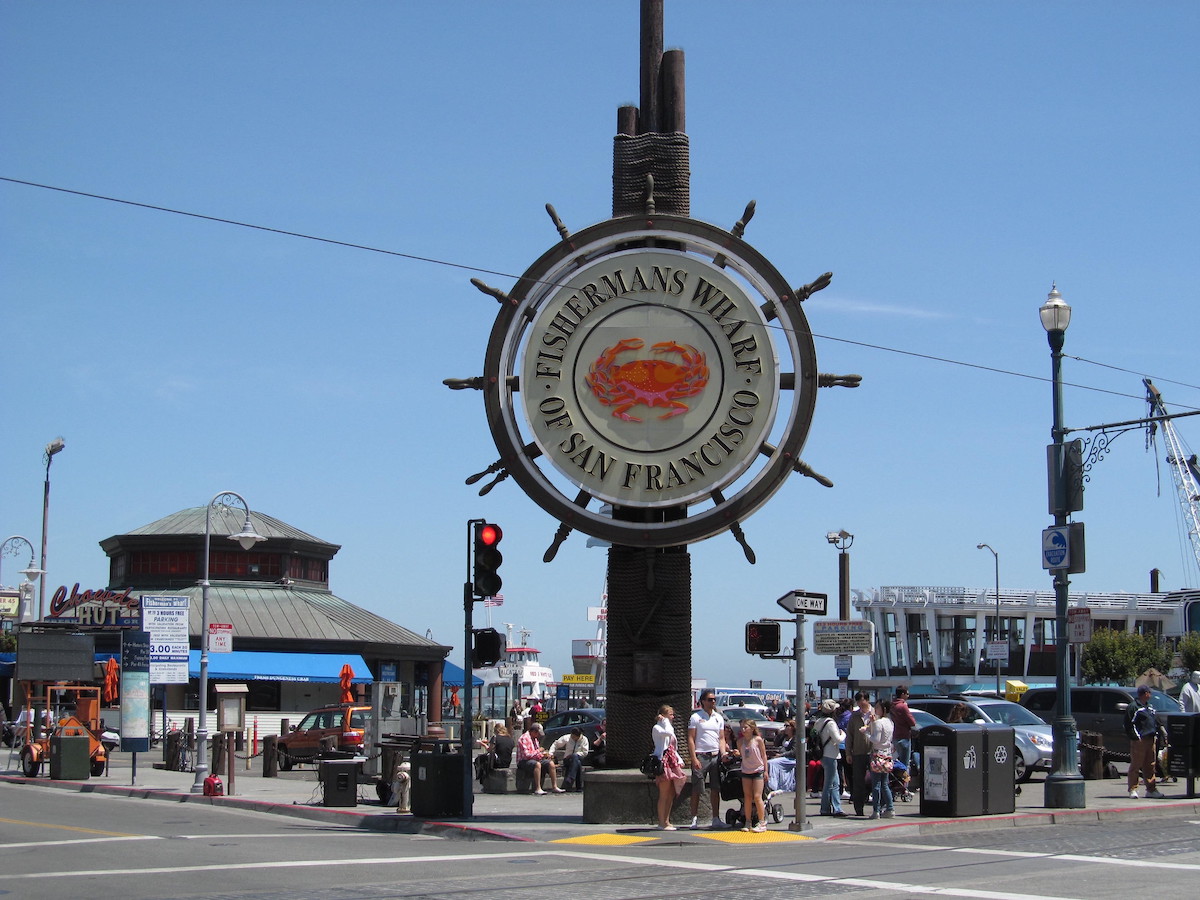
38,437,65,620
1040,283,1085,809
191,491,265,793
976,543,1001,697
1,534,42,627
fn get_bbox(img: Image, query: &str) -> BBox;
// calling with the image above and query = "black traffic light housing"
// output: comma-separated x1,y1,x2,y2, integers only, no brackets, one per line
472,522,503,597
472,627,506,667
745,620,781,655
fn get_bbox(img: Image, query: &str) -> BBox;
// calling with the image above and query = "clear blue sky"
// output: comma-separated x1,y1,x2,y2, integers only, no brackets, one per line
3,2,1198,691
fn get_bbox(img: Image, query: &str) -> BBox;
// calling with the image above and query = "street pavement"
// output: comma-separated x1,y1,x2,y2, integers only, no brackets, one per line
3,753,1199,845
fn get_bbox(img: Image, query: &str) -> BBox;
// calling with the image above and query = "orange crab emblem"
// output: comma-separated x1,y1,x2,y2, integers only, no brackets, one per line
585,338,709,422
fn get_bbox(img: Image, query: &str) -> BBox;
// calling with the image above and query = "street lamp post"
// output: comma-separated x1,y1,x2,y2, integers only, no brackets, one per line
976,543,1001,697
191,492,265,793
38,437,65,620
2,535,43,624
1040,283,1085,809
825,529,854,619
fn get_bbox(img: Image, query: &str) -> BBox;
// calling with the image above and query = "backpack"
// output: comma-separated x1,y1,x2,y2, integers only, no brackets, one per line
807,717,828,758
1122,704,1140,741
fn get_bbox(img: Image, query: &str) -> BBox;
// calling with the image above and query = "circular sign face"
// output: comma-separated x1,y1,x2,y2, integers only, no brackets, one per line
480,214,818,549
519,249,778,507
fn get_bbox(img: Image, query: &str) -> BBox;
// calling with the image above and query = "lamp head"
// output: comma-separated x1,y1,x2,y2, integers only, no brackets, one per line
45,437,65,457
1039,283,1071,334
826,528,853,546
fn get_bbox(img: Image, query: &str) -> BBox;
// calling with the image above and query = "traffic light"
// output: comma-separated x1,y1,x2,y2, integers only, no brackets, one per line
472,522,503,597
745,620,781,655
472,627,506,667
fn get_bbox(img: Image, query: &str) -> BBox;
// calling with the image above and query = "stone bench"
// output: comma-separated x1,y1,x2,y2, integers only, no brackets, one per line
482,765,566,794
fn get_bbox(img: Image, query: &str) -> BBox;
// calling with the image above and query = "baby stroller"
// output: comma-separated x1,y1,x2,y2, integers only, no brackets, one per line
889,758,915,803
720,759,784,828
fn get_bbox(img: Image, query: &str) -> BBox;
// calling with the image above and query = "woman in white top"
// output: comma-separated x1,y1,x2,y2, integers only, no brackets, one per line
653,705,687,830
737,719,768,832
864,698,896,819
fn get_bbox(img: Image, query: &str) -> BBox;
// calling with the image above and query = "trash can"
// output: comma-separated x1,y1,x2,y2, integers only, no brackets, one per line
920,723,984,817
1166,713,1200,782
50,735,92,780
980,725,1016,815
320,759,360,807
410,748,466,817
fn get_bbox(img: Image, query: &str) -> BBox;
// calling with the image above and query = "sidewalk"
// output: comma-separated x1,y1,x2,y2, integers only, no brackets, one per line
4,755,1198,844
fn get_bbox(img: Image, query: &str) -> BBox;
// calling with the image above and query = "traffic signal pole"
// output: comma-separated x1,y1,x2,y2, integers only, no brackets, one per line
461,518,484,819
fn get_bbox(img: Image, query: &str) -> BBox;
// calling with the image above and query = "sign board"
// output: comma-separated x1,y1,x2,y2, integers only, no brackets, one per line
1067,607,1093,644
141,595,190,684
812,620,874,655
0,589,18,618
1042,526,1070,569
561,673,596,684
587,606,608,621
208,622,233,653
835,653,852,676
14,631,95,682
985,640,1010,662
120,630,151,753
776,590,828,616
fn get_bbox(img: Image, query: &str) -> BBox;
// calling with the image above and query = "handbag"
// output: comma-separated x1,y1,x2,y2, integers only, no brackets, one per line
869,752,894,774
640,753,664,779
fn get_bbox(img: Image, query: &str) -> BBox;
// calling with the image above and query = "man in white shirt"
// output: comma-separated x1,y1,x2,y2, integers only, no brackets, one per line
687,689,728,829
1181,671,1200,713
549,727,590,791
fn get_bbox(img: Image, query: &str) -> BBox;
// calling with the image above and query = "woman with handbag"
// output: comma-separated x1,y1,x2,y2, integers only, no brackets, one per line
865,698,896,819
653,705,687,830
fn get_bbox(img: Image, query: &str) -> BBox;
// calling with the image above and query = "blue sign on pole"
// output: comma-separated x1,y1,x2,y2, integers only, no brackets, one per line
120,630,151,753
1042,526,1070,570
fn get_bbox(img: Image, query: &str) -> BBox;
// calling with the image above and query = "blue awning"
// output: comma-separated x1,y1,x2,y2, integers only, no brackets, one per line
441,660,483,688
187,650,372,684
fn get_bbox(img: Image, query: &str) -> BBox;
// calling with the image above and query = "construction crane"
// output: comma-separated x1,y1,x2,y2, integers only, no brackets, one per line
1145,379,1200,583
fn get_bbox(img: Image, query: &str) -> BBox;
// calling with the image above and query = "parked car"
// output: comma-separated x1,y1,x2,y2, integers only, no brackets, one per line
539,708,605,753
909,696,1053,782
276,703,371,770
718,694,770,716
1019,685,1182,761
721,706,785,743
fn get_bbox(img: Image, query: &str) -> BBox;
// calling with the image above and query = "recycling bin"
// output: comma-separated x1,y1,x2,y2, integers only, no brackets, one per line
410,747,466,817
320,758,360,807
920,723,984,817
49,735,92,780
1166,713,1200,781
980,725,1016,815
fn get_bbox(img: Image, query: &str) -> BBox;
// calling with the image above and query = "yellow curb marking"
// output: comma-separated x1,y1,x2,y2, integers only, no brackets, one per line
701,830,812,843
0,816,140,838
550,833,659,845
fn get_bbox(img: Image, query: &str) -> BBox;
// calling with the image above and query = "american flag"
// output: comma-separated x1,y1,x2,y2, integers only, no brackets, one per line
483,594,504,607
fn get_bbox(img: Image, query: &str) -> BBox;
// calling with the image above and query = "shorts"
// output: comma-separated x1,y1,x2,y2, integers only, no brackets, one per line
516,758,543,776
740,769,764,780
692,753,721,790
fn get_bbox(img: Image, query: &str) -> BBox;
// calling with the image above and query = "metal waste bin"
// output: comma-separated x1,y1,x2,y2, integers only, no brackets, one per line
320,758,360,807
410,746,466,817
980,725,1016,815
1166,713,1200,792
50,735,92,780
920,723,984,817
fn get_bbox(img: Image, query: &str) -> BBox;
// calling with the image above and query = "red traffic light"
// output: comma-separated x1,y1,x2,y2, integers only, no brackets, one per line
479,523,502,547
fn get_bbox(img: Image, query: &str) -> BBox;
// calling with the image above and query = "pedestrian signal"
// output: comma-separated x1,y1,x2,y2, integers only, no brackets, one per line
472,627,506,667
745,621,781,655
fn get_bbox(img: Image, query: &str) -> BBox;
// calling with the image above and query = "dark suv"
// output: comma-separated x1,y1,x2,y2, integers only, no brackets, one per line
276,703,371,769
1019,686,1181,760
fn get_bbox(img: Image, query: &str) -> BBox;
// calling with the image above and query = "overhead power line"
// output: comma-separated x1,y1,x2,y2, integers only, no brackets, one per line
3,175,1197,412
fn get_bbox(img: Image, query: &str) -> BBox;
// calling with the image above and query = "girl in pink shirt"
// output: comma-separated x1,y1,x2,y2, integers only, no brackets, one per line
737,719,768,832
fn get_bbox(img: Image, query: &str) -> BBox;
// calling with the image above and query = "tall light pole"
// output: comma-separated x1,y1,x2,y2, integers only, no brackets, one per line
39,437,65,620
192,491,265,793
976,543,1001,697
1040,283,1085,809
825,529,853,619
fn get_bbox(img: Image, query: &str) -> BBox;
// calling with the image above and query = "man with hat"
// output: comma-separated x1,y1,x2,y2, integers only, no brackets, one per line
1128,685,1165,800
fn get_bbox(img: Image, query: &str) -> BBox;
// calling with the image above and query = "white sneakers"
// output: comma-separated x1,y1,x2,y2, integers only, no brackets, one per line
689,815,699,829
1129,790,1139,799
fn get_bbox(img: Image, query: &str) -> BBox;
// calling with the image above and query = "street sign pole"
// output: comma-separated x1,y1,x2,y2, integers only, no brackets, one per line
776,589,825,833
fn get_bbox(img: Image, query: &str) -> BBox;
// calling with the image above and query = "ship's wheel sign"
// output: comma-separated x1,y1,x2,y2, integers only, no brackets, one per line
448,212,861,557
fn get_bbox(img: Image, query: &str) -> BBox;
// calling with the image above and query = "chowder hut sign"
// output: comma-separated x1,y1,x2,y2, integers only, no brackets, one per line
48,583,140,628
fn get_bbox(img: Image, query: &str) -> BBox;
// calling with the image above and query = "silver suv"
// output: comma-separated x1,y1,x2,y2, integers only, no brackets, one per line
908,696,1053,782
